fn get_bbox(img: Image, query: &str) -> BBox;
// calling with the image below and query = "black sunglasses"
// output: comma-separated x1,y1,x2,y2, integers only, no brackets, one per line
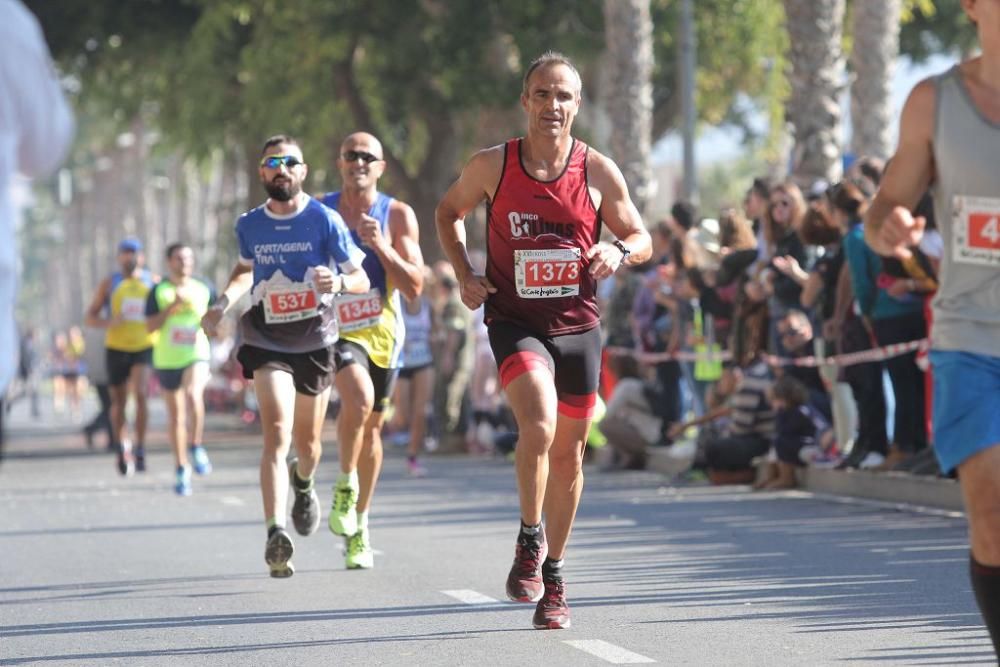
260,154,304,169
342,150,382,164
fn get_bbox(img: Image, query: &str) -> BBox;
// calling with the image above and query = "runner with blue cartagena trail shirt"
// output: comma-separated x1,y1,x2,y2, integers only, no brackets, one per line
201,135,369,578
319,131,424,570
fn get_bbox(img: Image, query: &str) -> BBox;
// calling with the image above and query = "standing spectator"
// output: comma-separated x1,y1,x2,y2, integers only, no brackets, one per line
6,326,41,418
830,182,891,469
842,180,928,468
0,0,74,451
82,324,112,450
431,261,474,453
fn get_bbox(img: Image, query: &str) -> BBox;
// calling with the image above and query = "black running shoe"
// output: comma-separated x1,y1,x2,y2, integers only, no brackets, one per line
265,527,295,578
506,530,546,602
288,458,320,536
532,576,571,630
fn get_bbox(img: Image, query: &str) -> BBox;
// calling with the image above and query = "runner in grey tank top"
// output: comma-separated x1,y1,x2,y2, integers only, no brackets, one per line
929,66,1000,356
865,15,1000,653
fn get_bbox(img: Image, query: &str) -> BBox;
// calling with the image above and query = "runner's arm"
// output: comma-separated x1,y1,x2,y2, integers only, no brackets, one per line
336,266,370,295
84,277,113,329
435,147,503,309
585,151,652,278
864,79,936,258
374,201,424,300
144,285,172,333
435,147,502,283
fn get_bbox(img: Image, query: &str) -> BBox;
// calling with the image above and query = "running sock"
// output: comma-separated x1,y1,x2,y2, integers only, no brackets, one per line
970,554,1000,654
542,557,564,581
338,470,359,487
357,510,369,531
266,517,283,538
292,464,313,491
520,521,542,539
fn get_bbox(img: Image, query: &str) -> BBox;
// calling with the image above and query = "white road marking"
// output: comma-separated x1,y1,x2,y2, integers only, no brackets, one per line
220,496,245,506
563,640,656,664
440,589,499,605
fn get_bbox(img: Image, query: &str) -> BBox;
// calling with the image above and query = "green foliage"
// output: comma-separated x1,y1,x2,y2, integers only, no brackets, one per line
900,0,977,61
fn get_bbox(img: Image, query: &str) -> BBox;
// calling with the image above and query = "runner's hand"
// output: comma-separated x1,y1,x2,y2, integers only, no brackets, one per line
869,206,925,260
357,213,386,250
201,306,224,336
459,274,496,310
313,265,337,294
585,242,623,280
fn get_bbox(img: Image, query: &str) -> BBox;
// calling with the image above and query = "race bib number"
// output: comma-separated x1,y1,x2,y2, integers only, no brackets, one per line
169,325,199,346
120,297,146,322
514,248,581,299
336,289,383,333
263,282,319,324
952,195,1000,267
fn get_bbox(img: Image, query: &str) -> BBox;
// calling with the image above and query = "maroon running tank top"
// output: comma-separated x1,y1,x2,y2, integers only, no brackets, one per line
485,138,601,336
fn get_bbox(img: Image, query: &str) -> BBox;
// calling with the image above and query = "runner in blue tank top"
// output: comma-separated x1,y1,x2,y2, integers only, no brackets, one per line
865,5,1000,653
201,135,369,579
318,131,424,570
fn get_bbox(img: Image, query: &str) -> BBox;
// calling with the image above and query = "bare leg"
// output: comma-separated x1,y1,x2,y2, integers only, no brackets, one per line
959,445,1000,566
253,368,296,524
505,369,558,527
185,362,210,446
407,367,434,459
542,412,590,561
334,364,374,474
163,389,187,468
357,411,387,513
130,364,150,447
290,386,331,480
109,383,128,444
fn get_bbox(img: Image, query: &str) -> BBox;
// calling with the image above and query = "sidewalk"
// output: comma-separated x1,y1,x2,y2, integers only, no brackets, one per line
647,445,964,513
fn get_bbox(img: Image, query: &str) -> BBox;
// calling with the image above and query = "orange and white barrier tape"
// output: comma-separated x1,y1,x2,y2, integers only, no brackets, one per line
607,338,930,369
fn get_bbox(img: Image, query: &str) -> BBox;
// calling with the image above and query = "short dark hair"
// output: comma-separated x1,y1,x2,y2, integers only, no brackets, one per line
165,242,189,259
751,176,772,200
771,375,810,408
522,51,581,96
671,201,698,231
261,134,299,157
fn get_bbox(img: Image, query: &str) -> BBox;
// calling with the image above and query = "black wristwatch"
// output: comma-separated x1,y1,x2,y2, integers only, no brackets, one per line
612,239,631,263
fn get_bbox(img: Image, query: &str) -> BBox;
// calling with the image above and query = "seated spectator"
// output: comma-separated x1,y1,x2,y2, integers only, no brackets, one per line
668,356,775,484
755,376,831,490
775,309,832,421
599,354,661,470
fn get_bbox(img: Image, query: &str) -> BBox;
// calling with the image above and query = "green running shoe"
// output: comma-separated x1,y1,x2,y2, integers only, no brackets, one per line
344,527,374,570
328,476,359,537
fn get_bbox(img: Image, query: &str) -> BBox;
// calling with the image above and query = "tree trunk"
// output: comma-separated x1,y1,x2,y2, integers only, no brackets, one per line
849,0,900,161
602,0,655,217
783,0,846,187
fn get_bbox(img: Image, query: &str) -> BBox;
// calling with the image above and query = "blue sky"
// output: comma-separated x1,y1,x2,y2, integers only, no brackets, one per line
653,53,957,166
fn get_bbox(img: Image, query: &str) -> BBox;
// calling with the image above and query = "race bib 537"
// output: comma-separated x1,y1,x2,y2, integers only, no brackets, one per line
263,282,319,324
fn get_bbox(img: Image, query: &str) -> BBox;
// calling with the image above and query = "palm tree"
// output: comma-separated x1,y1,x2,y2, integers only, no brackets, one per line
603,0,654,216
850,0,902,161
783,0,847,186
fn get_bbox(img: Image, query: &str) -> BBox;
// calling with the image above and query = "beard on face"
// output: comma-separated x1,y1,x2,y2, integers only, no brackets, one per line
121,258,138,274
264,177,300,202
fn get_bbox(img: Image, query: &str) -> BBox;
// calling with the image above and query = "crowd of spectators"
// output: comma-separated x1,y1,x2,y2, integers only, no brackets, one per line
594,159,942,487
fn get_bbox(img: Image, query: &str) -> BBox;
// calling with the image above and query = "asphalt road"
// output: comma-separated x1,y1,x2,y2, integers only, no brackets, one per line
0,398,995,666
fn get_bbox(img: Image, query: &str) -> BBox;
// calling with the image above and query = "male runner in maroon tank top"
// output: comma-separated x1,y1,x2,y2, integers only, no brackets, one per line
436,51,651,630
